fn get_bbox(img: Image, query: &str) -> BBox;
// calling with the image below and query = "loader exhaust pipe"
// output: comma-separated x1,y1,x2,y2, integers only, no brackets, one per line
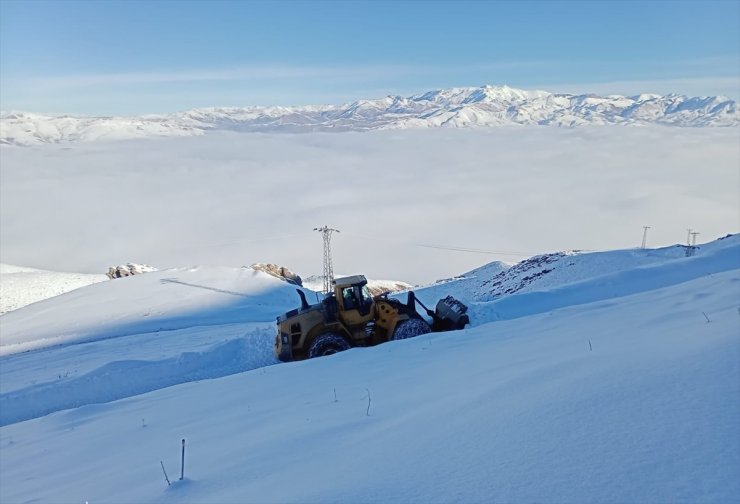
296,289,310,310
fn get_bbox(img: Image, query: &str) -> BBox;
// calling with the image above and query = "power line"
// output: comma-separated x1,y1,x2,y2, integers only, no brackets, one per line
161,232,312,252
413,243,532,256
339,231,535,257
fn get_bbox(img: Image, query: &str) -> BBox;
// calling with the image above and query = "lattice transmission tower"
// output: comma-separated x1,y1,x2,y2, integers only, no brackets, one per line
313,226,340,294
641,226,651,249
685,229,700,257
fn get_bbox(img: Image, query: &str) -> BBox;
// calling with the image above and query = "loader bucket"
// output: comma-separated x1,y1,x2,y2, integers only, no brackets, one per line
432,295,469,331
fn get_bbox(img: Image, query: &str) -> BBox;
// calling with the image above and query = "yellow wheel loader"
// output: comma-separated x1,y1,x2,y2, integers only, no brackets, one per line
274,275,469,362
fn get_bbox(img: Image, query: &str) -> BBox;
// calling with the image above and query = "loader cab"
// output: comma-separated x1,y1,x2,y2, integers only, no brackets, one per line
333,275,374,325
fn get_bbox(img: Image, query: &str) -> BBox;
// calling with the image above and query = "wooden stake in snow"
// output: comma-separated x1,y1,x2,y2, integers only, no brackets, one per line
180,439,185,480
160,461,171,486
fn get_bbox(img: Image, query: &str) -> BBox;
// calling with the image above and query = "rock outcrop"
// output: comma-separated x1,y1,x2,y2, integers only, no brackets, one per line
250,263,302,286
107,263,158,279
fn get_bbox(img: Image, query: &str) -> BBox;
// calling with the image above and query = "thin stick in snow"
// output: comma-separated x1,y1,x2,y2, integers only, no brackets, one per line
702,311,711,323
180,439,185,480
334,388,338,402
588,339,592,351
160,461,171,486
366,388,372,416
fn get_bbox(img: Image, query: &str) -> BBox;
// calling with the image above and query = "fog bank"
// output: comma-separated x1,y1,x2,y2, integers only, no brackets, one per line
1,127,737,284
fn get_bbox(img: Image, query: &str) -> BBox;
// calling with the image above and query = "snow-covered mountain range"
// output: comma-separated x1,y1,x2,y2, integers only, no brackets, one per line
1,84,737,146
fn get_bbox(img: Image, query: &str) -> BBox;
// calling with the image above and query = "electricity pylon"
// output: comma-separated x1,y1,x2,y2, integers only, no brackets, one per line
641,226,651,249
313,226,340,294
685,230,700,257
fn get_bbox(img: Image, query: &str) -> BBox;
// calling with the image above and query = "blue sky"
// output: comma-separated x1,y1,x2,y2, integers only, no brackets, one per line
1,0,738,115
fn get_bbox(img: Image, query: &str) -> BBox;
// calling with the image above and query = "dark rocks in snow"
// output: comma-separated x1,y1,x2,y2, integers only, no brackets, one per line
107,263,158,279
480,253,565,298
250,263,303,286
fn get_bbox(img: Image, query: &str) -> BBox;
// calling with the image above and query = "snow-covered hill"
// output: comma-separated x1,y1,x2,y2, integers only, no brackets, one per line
0,264,107,315
0,235,738,502
0,266,313,357
2,84,737,145
0,236,737,503
415,234,739,304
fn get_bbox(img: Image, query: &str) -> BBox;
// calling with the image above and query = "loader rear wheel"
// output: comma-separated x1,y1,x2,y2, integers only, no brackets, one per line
308,333,351,359
392,318,432,340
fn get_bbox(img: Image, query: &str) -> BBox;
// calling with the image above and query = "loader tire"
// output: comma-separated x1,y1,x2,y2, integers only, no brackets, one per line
308,333,351,359
392,318,432,340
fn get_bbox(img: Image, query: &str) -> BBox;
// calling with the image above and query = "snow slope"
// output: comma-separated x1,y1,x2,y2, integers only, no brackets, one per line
415,235,739,316
2,84,737,145
0,265,312,356
0,237,737,503
0,264,107,315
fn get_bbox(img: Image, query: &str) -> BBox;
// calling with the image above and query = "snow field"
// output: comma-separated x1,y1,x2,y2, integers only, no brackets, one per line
0,236,737,502
1,237,737,429
0,264,107,315
0,268,737,503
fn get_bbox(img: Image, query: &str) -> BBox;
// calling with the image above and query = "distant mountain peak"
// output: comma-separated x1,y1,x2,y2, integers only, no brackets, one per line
1,84,737,146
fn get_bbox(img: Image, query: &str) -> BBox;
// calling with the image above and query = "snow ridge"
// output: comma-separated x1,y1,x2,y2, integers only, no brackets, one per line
1,84,737,146
0,327,276,426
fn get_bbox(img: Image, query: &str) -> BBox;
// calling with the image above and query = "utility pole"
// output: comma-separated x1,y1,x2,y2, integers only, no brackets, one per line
685,230,700,257
641,226,651,249
313,226,340,294
686,228,692,246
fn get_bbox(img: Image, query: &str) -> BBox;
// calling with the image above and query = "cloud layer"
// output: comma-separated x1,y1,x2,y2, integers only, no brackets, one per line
1,127,737,284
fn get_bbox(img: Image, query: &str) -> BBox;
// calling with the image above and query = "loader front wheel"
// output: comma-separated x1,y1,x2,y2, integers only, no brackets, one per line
392,318,432,340
308,333,351,359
